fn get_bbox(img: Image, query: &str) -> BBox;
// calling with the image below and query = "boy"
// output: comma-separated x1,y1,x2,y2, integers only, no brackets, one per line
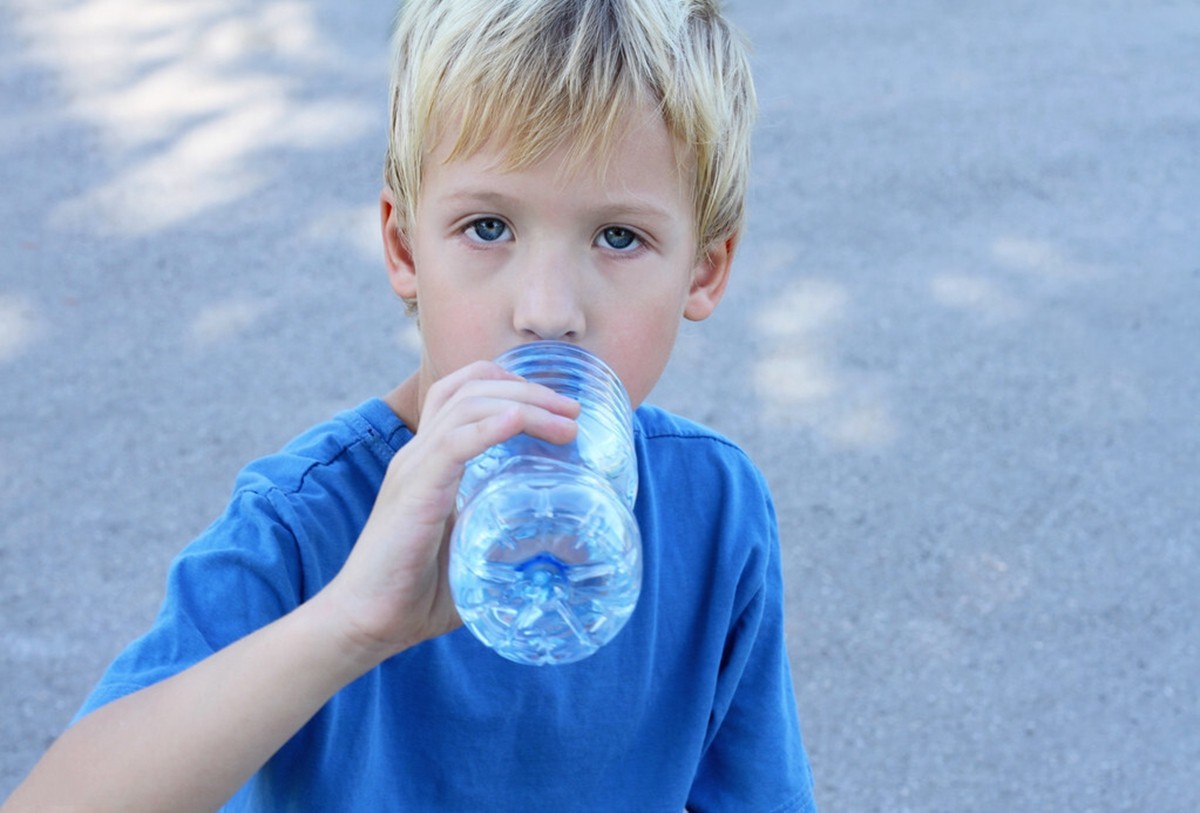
5,0,816,810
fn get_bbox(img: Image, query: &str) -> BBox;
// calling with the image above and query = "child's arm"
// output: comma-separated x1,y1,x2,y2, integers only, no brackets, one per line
3,362,579,813
4,592,376,813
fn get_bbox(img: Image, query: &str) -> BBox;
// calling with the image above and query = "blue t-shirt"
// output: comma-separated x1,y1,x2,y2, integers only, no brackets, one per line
77,399,816,812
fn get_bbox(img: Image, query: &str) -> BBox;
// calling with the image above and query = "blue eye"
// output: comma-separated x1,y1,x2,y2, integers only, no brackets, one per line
467,218,510,242
598,227,639,251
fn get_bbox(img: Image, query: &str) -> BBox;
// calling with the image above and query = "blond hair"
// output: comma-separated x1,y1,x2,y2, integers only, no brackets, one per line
384,0,756,255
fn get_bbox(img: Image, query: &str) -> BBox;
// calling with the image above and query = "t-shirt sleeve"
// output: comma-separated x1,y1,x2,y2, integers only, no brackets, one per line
687,478,818,813
73,488,304,723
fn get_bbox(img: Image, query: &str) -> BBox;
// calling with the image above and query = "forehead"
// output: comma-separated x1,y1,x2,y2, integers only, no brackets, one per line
425,98,694,196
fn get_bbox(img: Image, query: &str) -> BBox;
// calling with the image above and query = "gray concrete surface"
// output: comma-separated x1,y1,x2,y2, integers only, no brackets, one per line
2,0,1197,809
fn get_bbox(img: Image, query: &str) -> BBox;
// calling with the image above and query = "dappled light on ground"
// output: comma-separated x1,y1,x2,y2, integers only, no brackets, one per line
13,0,375,235
0,294,42,363
752,270,896,449
187,297,274,348
930,274,1027,324
930,235,1106,326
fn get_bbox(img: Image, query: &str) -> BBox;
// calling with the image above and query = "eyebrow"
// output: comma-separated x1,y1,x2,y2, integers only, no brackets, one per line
436,190,518,210
436,190,676,225
593,200,675,224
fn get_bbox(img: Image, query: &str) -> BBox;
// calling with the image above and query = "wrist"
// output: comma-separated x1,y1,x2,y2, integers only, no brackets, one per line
291,590,399,684
299,582,432,677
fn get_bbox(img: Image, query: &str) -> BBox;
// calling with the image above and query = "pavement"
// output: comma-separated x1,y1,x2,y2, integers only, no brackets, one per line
2,1,1198,809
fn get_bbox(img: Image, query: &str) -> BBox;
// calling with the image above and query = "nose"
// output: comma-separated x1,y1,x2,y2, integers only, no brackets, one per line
512,256,585,342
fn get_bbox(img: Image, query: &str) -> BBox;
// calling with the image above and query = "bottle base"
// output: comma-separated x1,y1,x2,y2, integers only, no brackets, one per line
449,469,641,666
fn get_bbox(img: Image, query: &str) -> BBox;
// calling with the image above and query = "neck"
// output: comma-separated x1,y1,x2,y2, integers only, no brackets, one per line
381,372,422,430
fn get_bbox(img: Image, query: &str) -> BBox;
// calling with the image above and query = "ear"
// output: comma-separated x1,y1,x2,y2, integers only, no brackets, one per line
683,234,737,322
380,188,417,300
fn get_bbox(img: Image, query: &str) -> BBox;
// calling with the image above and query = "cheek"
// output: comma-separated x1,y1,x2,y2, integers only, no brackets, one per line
416,288,500,372
622,281,694,400
605,308,685,407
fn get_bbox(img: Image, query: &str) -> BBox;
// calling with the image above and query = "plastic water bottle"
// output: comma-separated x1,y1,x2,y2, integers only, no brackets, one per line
448,341,642,665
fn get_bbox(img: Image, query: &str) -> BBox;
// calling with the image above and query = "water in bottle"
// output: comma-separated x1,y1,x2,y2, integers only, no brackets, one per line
448,341,642,665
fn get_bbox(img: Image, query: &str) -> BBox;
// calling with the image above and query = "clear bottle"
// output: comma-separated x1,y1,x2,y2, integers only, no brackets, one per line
448,341,642,665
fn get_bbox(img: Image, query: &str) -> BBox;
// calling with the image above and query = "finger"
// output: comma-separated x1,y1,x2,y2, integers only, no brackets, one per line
463,400,578,449
420,361,521,415
434,382,580,429
426,401,576,473
425,363,582,422
389,395,577,502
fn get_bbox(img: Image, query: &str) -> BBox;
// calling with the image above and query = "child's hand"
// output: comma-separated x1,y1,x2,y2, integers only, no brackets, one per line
317,360,581,667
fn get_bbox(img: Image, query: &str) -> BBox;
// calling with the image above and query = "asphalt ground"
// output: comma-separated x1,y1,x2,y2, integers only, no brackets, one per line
2,1,1198,809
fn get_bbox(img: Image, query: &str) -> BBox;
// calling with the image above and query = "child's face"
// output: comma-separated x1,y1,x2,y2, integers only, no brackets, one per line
383,101,731,410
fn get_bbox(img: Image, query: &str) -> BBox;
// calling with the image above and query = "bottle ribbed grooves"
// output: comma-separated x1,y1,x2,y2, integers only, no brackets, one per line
450,341,643,666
